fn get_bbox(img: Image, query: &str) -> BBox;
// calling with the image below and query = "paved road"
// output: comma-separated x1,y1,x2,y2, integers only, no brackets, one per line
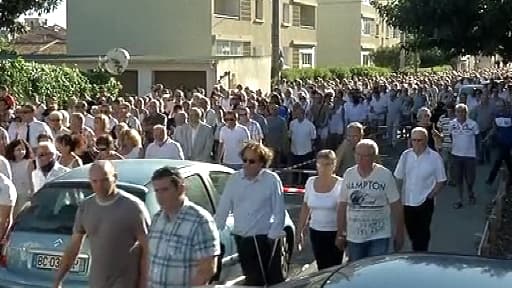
285,141,495,278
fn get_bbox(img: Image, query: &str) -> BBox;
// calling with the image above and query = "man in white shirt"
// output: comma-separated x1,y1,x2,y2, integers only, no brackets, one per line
217,111,250,170
0,173,16,241
289,105,316,183
394,127,446,251
32,141,70,192
19,104,52,150
145,125,185,160
449,103,479,209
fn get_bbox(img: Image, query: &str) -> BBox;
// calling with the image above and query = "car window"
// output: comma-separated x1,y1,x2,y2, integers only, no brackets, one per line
184,175,214,214
209,171,231,203
14,184,149,234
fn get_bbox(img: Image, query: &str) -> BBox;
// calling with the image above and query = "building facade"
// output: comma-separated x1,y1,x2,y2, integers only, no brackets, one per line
317,0,400,67
67,0,317,95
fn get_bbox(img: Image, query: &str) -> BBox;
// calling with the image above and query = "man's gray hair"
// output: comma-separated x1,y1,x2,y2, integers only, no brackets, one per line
347,122,364,133
455,103,468,112
417,107,431,119
357,139,379,156
411,127,429,139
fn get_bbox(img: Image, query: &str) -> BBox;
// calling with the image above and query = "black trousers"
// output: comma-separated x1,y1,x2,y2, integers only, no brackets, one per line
234,234,284,286
488,144,512,184
404,198,434,252
309,228,343,270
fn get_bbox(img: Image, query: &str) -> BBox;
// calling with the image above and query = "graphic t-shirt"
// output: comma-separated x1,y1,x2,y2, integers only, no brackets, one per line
339,165,400,243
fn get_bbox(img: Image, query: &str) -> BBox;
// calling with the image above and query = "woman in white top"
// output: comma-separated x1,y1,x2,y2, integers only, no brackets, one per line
56,134,83,169
119,129,143,159
5,139,34,215
296,150,344,270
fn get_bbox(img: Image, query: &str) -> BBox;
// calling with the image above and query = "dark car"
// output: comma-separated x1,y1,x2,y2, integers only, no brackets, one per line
273,254,512,288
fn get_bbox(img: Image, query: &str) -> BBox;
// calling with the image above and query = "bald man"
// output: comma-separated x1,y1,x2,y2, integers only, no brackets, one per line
54,161,151,288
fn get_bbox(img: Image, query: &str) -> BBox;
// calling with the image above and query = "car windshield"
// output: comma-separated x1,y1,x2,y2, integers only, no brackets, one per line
14,184,149,234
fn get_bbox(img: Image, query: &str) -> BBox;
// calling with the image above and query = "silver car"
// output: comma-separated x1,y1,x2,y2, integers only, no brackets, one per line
0,159,296,287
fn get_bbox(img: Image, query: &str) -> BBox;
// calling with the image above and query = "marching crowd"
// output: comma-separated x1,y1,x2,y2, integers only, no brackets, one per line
0,67,511,286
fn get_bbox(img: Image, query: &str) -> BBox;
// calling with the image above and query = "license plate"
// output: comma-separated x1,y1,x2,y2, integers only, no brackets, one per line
33,254,88,273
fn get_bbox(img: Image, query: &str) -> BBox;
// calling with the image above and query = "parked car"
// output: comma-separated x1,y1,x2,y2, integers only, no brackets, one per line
272,253,512,288
0,159,296,287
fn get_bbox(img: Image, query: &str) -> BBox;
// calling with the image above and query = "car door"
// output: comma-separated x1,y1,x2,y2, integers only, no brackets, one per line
183,174,235,263
204,171,237,262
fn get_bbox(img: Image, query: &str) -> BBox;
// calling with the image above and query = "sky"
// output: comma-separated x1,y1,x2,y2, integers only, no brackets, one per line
23,1,67,27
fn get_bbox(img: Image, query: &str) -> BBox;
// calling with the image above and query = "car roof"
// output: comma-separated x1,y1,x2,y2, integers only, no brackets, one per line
53,159,232,185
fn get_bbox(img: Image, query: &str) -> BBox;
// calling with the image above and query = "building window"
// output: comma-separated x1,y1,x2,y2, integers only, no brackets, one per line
361,17,373,35
282,3,290,24
361,51,371,66
299,48,315,68
300,5,315,28
255,0,263,20
375,23,380,36
386,25,391,38
216,40,245,56
214,0,240,18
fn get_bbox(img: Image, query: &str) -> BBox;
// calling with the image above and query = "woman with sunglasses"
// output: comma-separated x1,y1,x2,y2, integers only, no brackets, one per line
95,135,124,161
296,150,344,270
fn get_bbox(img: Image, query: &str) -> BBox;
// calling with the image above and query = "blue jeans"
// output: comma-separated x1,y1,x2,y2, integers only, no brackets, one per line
347,238,390,262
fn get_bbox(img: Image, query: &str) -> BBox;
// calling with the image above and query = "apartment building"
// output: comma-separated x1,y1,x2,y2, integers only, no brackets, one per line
317,0,400,67
65,0,317,95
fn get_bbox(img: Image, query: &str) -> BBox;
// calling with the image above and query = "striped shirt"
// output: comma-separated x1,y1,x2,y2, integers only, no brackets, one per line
242,119,264,143
437,114,454,149
148,199,221,287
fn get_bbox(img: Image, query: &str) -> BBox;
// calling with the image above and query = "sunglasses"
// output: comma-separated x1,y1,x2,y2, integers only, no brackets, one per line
242,158,257,164
37,153,51,158
97,146,108,151
225,118,235,122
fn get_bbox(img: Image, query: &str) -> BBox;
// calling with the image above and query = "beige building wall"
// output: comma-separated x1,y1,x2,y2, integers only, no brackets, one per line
318,0,400,67
317,0,361,66
216,56,272,90
67,0,213,57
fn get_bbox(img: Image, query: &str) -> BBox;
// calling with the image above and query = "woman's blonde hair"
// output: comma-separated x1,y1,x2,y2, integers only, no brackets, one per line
121,129,142,148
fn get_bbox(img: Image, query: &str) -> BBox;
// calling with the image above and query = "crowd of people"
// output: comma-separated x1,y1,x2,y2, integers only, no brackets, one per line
0,67,511,286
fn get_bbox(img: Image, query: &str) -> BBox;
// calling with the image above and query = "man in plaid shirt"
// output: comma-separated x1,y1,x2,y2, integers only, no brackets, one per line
148,167,221,287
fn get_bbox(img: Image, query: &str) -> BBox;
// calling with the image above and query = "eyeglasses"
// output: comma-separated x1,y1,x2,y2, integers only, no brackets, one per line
225,118,235,122
411,138,425,142
238,113,247,116
49,118,61,122
242,158,257,164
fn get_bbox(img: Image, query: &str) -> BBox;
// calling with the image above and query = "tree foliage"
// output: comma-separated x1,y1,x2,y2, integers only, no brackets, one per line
372,0,512,61
371,46,452,71
281,66,391,81
0,58,121,104
0,0,62,34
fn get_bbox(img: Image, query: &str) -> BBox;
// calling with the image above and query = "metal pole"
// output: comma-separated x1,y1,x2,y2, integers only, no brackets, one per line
271,0,281,81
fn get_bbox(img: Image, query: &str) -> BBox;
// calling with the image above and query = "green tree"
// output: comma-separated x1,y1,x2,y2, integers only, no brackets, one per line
0,0,62,34
372,0,512,60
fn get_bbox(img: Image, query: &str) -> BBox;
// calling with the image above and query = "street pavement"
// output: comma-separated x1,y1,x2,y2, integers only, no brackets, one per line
284,140,496,278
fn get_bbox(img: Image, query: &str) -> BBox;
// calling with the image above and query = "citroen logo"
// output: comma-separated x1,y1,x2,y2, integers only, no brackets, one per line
53,239,63,247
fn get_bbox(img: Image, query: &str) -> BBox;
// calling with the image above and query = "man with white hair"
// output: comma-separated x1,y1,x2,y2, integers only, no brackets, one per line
336,139,404,262
47,111,71,139
449,103,479,209
32,141,70,192
394,127,446,251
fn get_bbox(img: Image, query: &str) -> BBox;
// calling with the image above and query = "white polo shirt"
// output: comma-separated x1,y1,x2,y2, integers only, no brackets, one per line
219,124,250,165
145,138,185,160
394,148,447,206
0,173,16,207
448,118,479,157
289,118,316,156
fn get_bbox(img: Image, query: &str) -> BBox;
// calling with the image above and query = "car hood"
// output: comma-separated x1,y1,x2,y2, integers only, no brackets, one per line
276,254,512,288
